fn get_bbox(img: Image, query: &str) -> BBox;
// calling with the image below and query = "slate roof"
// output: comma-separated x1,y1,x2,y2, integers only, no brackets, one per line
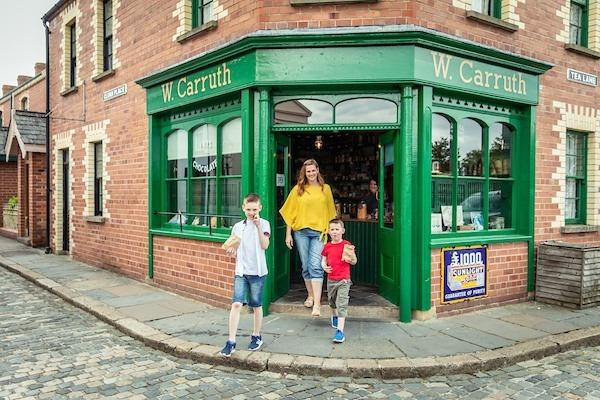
0,127,8,157
13,110,46,146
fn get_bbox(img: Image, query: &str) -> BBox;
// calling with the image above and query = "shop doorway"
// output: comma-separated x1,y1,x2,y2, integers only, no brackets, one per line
272,131,400,314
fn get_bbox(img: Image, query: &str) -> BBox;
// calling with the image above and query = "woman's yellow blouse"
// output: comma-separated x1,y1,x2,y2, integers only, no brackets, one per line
279,184,337,234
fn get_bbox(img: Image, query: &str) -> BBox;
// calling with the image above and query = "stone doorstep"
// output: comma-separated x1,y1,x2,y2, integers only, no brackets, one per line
3,260,600,379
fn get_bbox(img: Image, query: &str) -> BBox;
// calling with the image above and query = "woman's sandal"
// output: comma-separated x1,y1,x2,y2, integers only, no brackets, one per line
311,306,321,317
303,297,314,308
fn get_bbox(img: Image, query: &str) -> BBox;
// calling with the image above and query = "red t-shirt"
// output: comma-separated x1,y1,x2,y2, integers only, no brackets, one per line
321,240,353,281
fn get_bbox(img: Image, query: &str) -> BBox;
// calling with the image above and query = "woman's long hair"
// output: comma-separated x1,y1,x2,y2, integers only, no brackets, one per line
296,158,325,195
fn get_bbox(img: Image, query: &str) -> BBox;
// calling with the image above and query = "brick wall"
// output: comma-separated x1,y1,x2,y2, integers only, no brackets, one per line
0,74,46,128
0,161,17,227
29,152,47,247
431,242,529,316
153,236,235,307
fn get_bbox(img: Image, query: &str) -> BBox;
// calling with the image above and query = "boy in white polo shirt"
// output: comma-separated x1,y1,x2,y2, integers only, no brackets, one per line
219,193,271,357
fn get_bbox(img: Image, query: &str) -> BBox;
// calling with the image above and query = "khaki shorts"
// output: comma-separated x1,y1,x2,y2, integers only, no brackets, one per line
327,279,352,318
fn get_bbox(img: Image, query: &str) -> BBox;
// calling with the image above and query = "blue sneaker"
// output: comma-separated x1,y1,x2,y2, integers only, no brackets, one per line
333,329,345,343
331,316,338,329
219,340,236,357
248,335,263,351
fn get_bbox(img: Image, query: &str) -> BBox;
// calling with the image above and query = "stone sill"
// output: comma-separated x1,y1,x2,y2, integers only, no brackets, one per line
466,11,518,32
560,224,600,234
564,43,600,59
60,86,78,97
291,0,376,4
83,215,106,224
92,69,116,83
177,20,218,44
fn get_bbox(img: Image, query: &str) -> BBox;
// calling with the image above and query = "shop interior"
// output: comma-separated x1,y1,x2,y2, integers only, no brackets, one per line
279,131,393,309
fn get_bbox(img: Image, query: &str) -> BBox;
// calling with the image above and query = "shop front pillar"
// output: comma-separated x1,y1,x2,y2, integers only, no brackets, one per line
399,86,413,322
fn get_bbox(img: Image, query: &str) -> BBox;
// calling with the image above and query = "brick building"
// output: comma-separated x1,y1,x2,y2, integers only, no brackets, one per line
0,65,47,246
0,126,17,237
42,0,599,321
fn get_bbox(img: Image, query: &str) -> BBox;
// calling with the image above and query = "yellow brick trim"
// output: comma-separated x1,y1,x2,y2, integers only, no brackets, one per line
552,102,600,227
82,120,111,219
501,0,525,29
556,0,571,44
172,0,225,41
112,0,122,69
60,2,83,91
589,0,600,51
53,130,75,253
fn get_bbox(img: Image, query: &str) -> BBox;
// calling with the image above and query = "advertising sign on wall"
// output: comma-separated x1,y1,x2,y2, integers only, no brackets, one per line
441,245,488,304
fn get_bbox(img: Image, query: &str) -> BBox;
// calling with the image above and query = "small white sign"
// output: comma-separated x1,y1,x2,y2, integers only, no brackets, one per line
567,68,598,87
103,84,128,101
276,173,285,187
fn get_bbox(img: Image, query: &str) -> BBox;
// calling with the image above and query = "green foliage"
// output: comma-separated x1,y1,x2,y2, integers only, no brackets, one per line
7,196,18,209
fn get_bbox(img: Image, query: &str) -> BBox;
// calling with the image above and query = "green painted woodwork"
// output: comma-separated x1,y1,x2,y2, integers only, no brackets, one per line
273,133,291,299
527,107,536,292
343,221,378,286
565,131,587,225
399,87,413,322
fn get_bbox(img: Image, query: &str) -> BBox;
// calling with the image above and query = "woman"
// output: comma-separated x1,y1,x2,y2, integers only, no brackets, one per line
279,159,337,317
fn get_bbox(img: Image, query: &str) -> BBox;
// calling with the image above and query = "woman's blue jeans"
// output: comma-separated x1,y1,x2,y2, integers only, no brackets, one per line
293,228,324,281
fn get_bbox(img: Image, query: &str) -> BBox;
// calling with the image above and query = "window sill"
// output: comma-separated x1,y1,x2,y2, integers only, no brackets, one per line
84,215,106,224
60,86,78,97
150,227,229,243
561,224,600,234
291,0,376,4
564,43,600,59
92,69,116,83
431,233,531,248
465,11,519,32
177,20,218,44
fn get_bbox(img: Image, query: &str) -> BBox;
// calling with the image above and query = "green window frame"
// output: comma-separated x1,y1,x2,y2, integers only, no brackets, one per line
431,110,516,236
192,0,214,28
472,0,502,18
161,108,242,235
570,0,588,47
565,131,587,225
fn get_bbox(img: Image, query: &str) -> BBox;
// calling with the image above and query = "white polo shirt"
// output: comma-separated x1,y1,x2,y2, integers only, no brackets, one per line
231,218,271,277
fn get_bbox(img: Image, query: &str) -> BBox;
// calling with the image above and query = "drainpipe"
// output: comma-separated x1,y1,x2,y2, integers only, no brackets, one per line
43,19,51,254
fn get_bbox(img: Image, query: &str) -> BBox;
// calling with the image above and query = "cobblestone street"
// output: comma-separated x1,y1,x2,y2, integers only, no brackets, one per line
1,267,600,400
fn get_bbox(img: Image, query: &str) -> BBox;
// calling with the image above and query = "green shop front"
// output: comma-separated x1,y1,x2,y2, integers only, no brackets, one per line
138,29,551,322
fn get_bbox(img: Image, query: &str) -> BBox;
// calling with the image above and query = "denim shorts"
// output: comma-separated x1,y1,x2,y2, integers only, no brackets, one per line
232,274,265,308
293,228,324,281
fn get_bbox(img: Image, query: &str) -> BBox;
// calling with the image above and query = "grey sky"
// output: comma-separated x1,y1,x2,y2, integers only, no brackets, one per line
0,1,57,87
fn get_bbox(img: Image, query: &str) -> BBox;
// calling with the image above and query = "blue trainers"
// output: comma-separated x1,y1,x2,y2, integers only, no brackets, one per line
248,335,263,351
219,340,236,357
333,329,345,343
331,316,338,329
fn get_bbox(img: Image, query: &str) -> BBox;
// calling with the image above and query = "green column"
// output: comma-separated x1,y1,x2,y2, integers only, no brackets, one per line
148,114,159,279
399,86,413,322
527,106,537,292
241,89,254,196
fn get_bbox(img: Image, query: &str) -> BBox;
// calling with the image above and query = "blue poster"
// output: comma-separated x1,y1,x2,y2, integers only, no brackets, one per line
441,246,487,304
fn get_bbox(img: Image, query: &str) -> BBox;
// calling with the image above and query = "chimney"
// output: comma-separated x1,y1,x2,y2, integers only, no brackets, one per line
2,85,16,96
34,63,46,76
17,75,32,86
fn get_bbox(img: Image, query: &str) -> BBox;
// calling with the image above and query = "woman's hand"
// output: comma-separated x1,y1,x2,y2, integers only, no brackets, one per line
285,233,293,249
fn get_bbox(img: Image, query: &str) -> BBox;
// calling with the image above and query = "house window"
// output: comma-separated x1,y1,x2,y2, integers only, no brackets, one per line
103,0,113,71
472,0,501,18
94,142,103,216
569,0,588,47
21,97,29,111
565,131,587,224
431,114,514,233
69,22,77,88
193,0,214,27
164,117,241,230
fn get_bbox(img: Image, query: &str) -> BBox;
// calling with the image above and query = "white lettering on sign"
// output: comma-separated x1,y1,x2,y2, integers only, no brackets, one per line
567,68,598,87
103,84,128,101
193,159,217,174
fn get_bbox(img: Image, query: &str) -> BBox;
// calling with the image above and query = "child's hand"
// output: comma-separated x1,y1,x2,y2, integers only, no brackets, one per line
225,247,237,257
323,264,332,273
252,214,261,228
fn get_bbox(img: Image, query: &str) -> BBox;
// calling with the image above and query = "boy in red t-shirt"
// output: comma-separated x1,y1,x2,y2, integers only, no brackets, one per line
321,219,357,343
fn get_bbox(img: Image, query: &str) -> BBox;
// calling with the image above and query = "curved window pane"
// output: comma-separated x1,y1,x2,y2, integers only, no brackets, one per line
222,118,241,176
274,100,333,125
335,98,397,124
432,114,452,176
192,124,217,177
489,123,513,177
458,119,483,177
167,129,187,179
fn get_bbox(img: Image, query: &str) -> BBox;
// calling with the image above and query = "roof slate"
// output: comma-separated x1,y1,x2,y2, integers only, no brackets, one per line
0,127,8,156
13,111,46,146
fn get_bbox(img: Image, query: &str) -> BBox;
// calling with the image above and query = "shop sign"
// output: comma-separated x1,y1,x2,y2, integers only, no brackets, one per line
567,68,598,87
103,84,127,101
193,159,217,174
276,173,285,187
441,245,488,304
414,47,538,103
